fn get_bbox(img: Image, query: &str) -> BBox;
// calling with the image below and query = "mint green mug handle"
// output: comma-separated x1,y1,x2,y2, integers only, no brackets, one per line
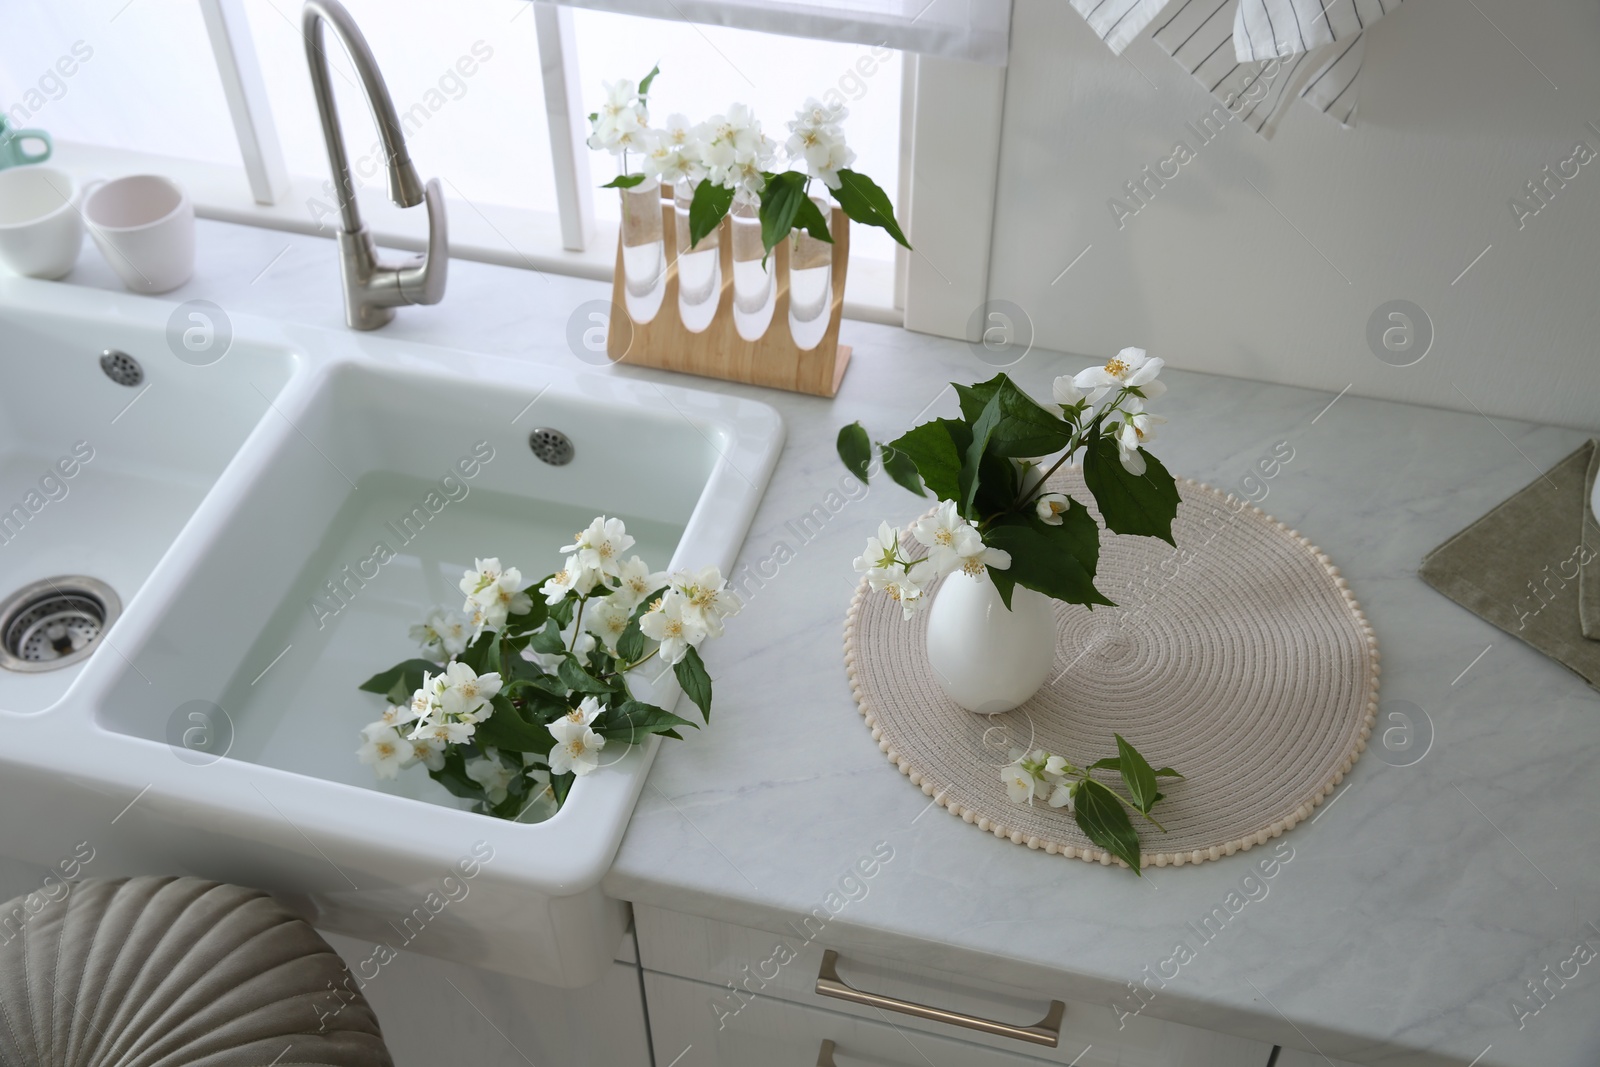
1,127,52,167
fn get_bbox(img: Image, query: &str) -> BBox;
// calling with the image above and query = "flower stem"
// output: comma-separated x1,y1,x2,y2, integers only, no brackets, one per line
622,647,660,673
568,596,587,652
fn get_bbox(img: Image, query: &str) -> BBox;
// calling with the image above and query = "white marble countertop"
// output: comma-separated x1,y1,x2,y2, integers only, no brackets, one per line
63,220,1600,1067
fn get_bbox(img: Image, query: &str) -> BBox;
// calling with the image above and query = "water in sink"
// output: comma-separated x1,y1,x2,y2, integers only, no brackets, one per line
94,360,719,813
220,469,683,814
0,306,296,712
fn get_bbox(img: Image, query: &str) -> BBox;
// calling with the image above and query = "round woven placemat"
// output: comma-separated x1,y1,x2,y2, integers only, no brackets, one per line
844,469,1379,869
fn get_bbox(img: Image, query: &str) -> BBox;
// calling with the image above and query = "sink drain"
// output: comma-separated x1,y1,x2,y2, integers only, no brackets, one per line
0,577,121,673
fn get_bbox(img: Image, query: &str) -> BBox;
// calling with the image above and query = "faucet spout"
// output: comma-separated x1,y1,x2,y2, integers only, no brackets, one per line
303,0,447,329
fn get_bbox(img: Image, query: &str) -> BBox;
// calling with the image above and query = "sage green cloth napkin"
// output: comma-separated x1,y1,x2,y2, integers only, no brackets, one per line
1420,442,1600,689
1581,444,1600,638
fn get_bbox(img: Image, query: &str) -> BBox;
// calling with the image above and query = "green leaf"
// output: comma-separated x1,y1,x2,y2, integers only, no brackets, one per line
984,503,1113,610
637,63,660,97
1086,756,1184,778
793,192,834,245
595,699,696,743
952,375,1074,459
558,657,613,695
474,694,554,755
1074,779,1143,874
959,392,1004,517
759,170,810,256
1114,734,1163,816
549,771,576,806
430,750,486,803
530,619,566,655
358,659,437,703
505,596,548,635
837,422,872,484
1082,433,1181,546
879,442,926,497
617,616,646,664
689,179,734,248
673,645,713,722
833,169,910,249
601,174,647,189
617,593,662,666
885,419,970,503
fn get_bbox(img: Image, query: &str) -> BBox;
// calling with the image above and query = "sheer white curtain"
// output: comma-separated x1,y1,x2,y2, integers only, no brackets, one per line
539,0,1013,64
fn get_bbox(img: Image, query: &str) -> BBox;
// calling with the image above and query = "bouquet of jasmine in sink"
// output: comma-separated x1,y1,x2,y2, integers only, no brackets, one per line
838,353,1184,872
355,517,733,821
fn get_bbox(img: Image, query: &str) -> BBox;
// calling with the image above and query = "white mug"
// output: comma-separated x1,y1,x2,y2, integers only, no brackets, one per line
0,165,85,280
84,174,194,294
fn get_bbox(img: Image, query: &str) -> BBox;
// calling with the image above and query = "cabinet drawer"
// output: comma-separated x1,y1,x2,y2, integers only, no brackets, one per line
635,905,1271,1067
646,970,1060,1067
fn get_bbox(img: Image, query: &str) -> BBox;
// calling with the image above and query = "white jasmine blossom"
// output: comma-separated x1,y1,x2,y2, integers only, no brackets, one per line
587,79,650,155
699,103,776,205
410,736,447,772
1072,347,1166,405
613,556,668,611
465,751,516,804
875,563,931,620
1035,493,1071,526
639,592,707,665
565,696,604,727
669,565,740,638
548,716,606,776
853,521,903,577
438,661,502,720
562,517,636,580
1051,375,1086,410
1047,779,1077,811
540,561,598,605
584,595,634,653
642,116,704,186
912,501,1012,579
785,97,856,190
1002,762,1037,805
357,723,408,779
459,559,531,632
410,607,472,658
1108,399,1165,476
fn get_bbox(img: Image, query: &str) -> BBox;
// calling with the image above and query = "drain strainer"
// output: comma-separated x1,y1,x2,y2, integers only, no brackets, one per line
100,350,144,387
529,428,575,466
0,577,121,673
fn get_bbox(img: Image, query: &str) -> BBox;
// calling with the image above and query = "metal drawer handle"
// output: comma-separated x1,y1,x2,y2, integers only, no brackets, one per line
813,949,1065,1048
816,1039,837,1066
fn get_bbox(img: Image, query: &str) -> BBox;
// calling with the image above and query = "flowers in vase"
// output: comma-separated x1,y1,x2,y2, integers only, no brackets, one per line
839,353,1185,875
585,66,910,258
839,349,1178,619
355,516,736,822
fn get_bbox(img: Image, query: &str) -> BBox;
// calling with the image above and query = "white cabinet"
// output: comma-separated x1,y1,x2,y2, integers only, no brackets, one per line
321,929,651,1067
647,969,1074,1067
635,905,1273,1067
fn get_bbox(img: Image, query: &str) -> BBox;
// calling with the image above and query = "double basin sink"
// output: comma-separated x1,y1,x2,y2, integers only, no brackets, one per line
0,277,783,986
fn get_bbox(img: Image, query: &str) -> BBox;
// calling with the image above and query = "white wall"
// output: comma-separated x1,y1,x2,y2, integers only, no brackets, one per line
988,0,1600,429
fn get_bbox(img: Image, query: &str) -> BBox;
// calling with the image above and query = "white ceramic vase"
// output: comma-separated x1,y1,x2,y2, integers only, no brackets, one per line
925,571,1057,715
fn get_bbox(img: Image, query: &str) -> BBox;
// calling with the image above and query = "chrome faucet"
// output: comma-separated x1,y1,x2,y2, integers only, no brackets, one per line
302,0,447,330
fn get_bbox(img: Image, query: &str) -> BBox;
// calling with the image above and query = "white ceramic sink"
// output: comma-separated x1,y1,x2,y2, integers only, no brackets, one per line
0,278,783,987
0,300,296,711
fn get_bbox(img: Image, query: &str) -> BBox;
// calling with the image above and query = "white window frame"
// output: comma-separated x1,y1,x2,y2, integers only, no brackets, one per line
42,0,1006,334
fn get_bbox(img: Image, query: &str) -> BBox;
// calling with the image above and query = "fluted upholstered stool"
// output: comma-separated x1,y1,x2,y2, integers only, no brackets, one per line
0,876,393,1067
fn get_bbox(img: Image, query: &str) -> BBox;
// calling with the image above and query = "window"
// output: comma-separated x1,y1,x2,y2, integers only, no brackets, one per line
0,0,1008,328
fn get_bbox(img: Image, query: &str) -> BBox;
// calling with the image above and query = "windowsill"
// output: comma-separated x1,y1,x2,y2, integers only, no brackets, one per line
50,142,902,326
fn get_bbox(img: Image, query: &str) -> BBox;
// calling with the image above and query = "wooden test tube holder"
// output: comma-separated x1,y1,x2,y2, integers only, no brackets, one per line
607,187,852,397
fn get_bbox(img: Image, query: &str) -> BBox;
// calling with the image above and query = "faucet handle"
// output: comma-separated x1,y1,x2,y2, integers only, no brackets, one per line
398,177,448,306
